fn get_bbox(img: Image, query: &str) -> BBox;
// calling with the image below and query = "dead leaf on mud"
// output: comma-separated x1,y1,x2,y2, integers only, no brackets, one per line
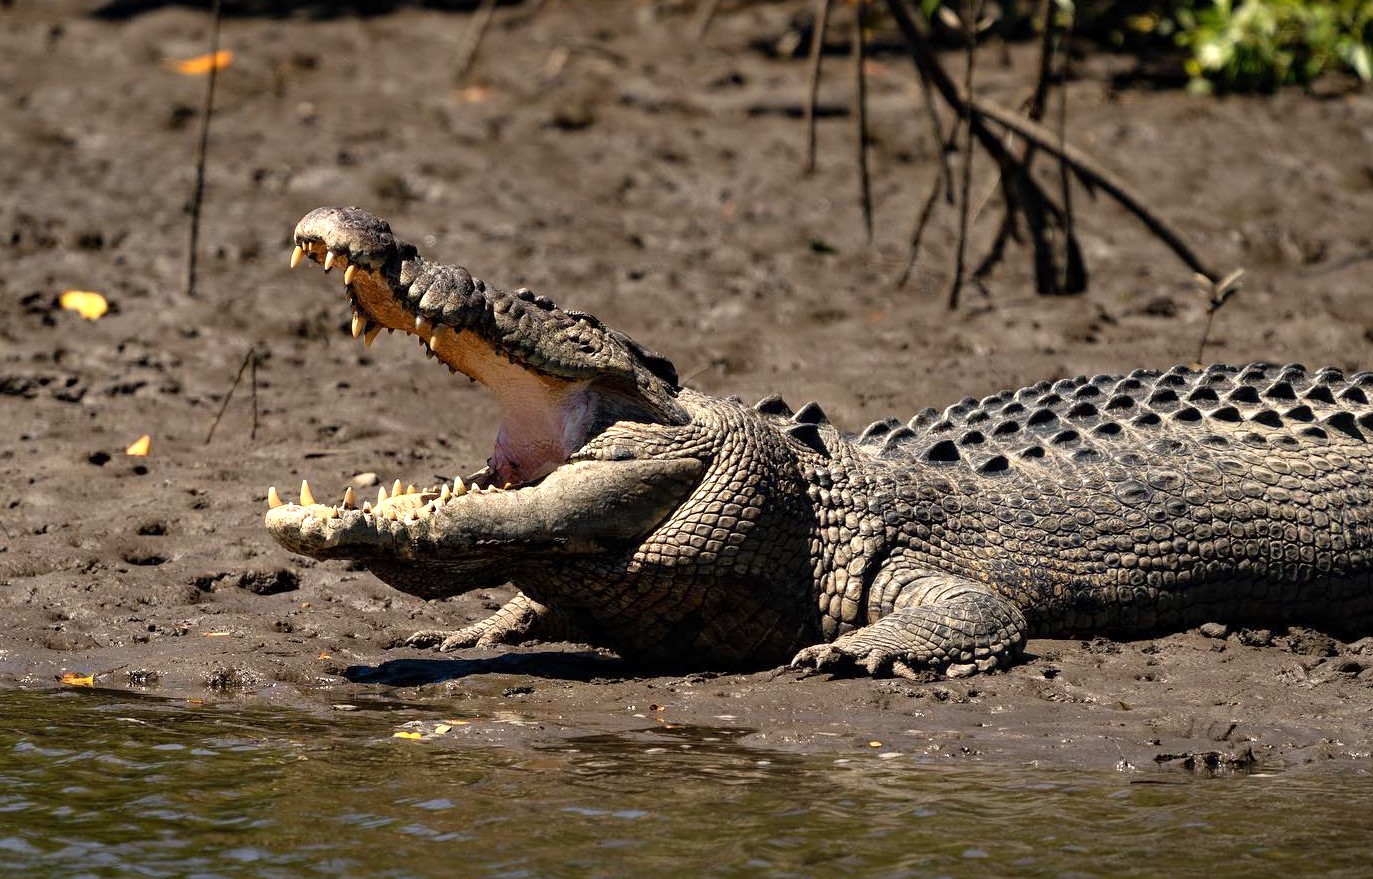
455,84,492,104
167,50,233,76
125,434,151,456
58,290,108,320
58,671,94,687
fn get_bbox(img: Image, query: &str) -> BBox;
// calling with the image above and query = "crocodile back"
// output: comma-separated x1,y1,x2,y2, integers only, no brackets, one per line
851,364,1373,637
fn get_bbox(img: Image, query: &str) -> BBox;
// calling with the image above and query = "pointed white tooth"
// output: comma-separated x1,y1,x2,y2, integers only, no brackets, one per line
378,485,388,503
415,317,433,336
300,480,315,506
268,486,283,509
323,251,336,272
453,477,467,496
362,501,372,512
343,486,356,508
351,313,365,338
343,264,357,285
405,483,417,495
440,484,452,501
290,245,304,269
321,507,337,520
392,479,403,498
363,325,382,348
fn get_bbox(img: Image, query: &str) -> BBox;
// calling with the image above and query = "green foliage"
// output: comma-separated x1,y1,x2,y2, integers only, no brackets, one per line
1175,0,1373,91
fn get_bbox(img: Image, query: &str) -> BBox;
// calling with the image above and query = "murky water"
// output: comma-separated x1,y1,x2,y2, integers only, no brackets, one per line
0,689,1368,878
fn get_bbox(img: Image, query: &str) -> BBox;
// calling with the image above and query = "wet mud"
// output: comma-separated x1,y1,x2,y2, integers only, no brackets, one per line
2,1,1372,771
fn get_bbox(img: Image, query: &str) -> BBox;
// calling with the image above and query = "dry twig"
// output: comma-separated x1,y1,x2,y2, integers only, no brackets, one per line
182,0,223,300
693,0,722,40
1195,269,1245,364
455,0,499,82
853,0,873,241
205,345,260,445
947,0,984,310
803,0,833,173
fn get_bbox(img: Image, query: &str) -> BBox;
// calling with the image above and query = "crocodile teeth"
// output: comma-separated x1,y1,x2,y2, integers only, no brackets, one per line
289,245,304,269
351,312,365,339
440,484,452,501
343,264,357,286
454,477,467,496
362,501,372,512
406,483,418,495
300,480,315,506
268,485,284,508
363,325,382,348
377,485,389,504
415,316,433,336
392,479,404,498
323,251,336,272
342,486,356,508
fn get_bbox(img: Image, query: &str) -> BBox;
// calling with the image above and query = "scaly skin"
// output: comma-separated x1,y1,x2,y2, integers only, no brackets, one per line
267,207,1373,678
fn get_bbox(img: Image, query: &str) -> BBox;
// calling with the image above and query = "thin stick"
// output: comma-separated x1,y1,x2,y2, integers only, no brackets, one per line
803,0,833,174
947,1,982,310
853,0,873,241
249,343,259,441
182,0,223,300
692,0,722,40
205,345,257,445
1195,269,1245,364
1054,4,1083,293
455,0,498,82
894,168,945,289
913,47,954,201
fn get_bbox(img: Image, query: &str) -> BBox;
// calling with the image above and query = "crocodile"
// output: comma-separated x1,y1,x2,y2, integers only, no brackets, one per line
266,206,1373,679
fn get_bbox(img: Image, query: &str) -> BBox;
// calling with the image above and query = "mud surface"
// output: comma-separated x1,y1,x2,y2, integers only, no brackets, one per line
2,1,1372,771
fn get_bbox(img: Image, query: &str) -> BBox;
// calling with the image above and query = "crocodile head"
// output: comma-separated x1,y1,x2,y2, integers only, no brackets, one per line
264,207,703,594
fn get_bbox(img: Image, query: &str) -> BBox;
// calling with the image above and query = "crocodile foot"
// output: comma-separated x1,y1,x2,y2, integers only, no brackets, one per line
790,641,946,681
403,592,581,652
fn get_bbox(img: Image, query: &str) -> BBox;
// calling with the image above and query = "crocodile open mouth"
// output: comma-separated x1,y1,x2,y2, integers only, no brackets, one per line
266,235,597,525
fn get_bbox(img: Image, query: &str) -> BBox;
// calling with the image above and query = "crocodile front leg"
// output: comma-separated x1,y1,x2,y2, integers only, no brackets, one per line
791,568,1028,679
406,591,587,651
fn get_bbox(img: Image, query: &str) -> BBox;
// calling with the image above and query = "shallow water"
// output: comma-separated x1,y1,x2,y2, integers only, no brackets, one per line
0,689,1369,879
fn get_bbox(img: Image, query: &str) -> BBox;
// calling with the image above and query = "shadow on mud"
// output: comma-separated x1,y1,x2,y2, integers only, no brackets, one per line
343,649,627,686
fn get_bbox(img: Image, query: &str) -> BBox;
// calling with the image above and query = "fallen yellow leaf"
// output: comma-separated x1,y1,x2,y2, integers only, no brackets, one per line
60,672,95,687
168,50,234,76
59,290,109,320
455,84,491,104
392,731,423,740
434,724,452,735
126,434,152,456
202,631,231,637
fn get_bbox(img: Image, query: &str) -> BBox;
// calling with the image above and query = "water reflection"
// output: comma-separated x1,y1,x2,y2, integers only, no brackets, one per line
0,689,1370,878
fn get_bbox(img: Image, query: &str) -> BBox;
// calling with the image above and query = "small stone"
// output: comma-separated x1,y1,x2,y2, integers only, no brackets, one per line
1198,622,1229,639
